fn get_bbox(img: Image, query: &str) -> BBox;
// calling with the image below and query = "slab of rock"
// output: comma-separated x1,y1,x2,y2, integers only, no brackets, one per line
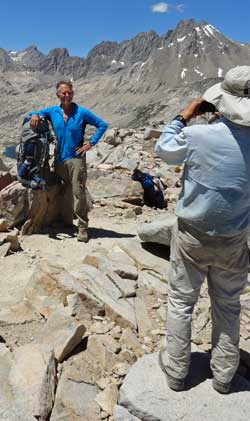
107,271,137,299
73,264,137,327
114,405,141,421
86,335,118,372
119,352,250,421
0,344,13,406
87,142,114,166
107,250,138,280
137,214,177,246
0,229,20,252
103,128,119,145
66,293,92,322
84,248,138,281
102,335,121,354
0,403,37,420
25,260,102,316
120,328,144,357
134,297,153,337
35,306,85,362
0,181,29,227
114,157,137,171
116,239,169,278
143,127,163,140
9,344,56,420
28,295,64,319
95,383,119,415
90,320,113,335
50,368,101,421
0,299,39,324
112,362,131,377
138,269,168,295
155,165,180,188
88,171,135,201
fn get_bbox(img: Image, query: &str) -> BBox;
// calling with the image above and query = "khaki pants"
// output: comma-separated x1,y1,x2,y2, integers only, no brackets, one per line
161,220,249,384
55,157,88,229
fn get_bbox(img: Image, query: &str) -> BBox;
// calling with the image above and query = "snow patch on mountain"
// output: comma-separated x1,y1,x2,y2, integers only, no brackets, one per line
181,68,188,79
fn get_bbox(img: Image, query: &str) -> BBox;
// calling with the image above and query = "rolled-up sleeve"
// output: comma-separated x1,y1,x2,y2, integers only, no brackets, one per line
155,120,189,165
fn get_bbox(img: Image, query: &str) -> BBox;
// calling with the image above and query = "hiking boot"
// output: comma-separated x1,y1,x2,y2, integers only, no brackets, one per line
212,378,231,394
77,228,89,242
158,348,186,392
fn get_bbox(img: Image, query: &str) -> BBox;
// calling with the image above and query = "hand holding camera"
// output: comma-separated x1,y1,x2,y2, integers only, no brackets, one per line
180,98,217,122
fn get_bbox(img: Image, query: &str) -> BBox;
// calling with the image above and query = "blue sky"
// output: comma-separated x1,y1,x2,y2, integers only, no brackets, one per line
0,1,249,57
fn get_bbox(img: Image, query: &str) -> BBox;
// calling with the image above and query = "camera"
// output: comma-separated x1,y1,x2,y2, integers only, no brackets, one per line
198,101,217,113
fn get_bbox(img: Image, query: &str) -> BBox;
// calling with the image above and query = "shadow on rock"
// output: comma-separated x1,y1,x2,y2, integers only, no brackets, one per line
186,351,212,390
44,225,77,240
89,227,135,239
187,351,250,394
141,242,171,260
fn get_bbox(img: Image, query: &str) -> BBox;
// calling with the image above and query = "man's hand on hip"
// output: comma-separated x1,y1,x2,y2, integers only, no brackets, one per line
76,143,92,157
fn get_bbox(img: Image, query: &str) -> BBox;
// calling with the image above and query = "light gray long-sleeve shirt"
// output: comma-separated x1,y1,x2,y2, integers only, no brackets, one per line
155,117,250,236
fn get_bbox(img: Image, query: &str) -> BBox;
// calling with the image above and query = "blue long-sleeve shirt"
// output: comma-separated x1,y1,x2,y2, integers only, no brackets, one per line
29,103,108,162
155,117,250,236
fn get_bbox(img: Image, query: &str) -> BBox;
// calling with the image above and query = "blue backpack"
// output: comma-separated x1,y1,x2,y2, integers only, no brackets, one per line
17,116,53,190
132,168,167,209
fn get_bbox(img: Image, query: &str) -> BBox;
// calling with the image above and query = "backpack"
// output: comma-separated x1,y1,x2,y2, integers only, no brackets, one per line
17,116,53,190
131,168,167,209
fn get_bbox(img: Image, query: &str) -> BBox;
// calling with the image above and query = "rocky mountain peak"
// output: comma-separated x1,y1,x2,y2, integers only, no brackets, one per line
137,18,250,87
8,45,45,69
166,18,222,48
47,48,70,59
0,48,13,69
171,18,197,36
87,41,119,58
117,30,161,65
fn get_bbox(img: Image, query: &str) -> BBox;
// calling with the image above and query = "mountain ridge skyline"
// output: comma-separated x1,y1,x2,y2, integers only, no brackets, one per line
4,19,250,60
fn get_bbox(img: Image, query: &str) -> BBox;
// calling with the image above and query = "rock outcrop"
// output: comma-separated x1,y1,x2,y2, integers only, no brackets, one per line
118,351,250,420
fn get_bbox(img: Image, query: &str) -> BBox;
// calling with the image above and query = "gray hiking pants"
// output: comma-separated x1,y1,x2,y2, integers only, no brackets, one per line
161,220,248,384
55,157,88,229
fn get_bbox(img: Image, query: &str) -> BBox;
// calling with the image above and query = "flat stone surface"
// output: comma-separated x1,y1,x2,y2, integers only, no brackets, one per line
114,405,142,421
0,344,13,406
116,239,169,278
50,369,101,421
9,344,56,420
0,403,37,420
119,352,250,421
137,269,167,294
73,264,137,327
35,306,86,362
0,300,39,324
137,214,177,246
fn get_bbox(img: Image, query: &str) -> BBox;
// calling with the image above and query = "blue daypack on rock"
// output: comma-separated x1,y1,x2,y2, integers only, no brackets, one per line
132,168,167,209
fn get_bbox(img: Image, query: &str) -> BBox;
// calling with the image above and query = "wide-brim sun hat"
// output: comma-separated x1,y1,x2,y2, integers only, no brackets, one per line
203,65,250,126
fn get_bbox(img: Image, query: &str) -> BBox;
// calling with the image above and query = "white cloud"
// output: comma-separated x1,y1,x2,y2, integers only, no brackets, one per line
151,3,185,13
176,4,185,12
151,2,169,13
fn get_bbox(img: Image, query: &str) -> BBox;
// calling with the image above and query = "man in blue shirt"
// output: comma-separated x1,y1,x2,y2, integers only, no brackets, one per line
155,66,250,394
30,80,108,242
